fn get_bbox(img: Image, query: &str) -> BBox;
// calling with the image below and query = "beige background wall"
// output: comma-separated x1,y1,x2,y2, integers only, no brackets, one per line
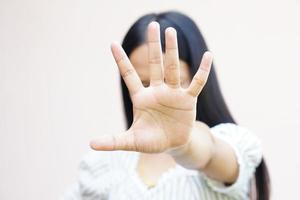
0,0,299,199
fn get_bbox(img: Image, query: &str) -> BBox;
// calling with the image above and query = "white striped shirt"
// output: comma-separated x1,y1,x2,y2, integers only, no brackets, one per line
62,123,262,200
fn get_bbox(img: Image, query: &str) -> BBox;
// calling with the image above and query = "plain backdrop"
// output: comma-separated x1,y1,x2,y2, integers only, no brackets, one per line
0,0,299,199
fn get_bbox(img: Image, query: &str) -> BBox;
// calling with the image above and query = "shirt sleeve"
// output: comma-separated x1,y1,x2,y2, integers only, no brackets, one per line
201,123,263,199
61,150,113,200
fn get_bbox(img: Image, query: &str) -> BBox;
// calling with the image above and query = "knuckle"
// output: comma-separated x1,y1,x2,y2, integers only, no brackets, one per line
166,63,178,70
166,77,179,86
194,76,206,86
122,68,135,78
116,57,125,65
149,55,162,64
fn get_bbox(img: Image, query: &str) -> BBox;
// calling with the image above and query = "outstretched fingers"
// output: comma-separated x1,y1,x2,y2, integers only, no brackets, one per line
111,42,143,96
147,21,164,86
164,27,180,88
187,52,213,97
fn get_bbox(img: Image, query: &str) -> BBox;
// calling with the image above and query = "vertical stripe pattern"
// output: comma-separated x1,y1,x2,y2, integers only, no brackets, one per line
62,123,262,200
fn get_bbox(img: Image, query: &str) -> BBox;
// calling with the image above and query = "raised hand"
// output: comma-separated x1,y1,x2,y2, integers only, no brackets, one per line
90,21,213,153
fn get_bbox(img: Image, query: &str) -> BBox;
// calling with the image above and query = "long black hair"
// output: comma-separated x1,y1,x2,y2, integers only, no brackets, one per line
120,11,270,200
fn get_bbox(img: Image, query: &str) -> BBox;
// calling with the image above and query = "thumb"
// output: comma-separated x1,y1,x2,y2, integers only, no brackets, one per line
89,130,137,151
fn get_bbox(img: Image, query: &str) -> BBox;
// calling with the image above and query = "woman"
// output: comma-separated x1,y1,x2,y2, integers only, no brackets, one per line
63,11,270,200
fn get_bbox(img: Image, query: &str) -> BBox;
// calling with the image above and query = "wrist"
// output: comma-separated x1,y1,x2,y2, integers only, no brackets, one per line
166,121,216,170
165,132,193,157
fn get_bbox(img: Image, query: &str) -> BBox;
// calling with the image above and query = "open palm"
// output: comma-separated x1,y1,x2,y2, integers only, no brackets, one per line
90,22,213,153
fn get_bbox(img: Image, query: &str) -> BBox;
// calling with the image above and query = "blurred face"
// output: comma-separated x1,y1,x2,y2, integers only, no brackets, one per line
129,44,191,88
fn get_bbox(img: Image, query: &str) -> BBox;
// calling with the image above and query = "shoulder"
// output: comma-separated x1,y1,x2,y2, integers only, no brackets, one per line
77,150,137,198
63,150,137,200
78,149,137,176
211,123,261,147
200,123,263,199
211,122,257,136
210,123,263,165
199,123,262,199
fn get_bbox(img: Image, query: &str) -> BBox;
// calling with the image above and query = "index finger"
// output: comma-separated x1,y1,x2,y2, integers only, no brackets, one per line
186,52,213,97
111,42,143,96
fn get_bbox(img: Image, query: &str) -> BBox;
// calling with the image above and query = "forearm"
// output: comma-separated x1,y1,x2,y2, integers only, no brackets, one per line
167,121,239,184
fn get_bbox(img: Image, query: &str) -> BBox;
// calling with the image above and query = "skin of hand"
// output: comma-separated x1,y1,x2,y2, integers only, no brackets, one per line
90,21,239,184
